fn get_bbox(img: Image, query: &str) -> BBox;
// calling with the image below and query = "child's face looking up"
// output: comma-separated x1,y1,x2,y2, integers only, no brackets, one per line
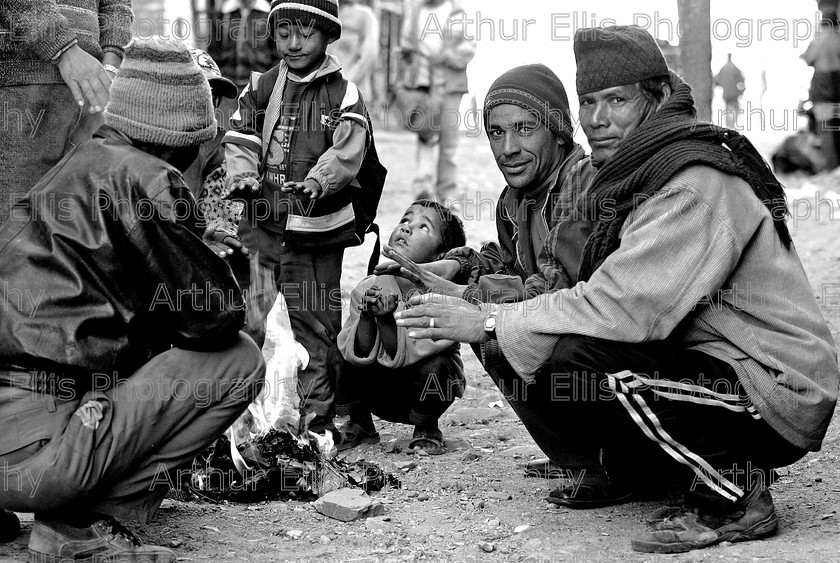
274,21,332,76
388,204,445,263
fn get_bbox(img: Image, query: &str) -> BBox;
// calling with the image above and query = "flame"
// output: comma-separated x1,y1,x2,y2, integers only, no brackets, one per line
224,252,337,476
307,429,336,460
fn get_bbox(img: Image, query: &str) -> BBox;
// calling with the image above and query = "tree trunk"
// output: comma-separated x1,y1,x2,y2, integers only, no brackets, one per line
677,0,712,121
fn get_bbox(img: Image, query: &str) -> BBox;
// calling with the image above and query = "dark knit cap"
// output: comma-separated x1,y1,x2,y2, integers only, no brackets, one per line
483,64,574,145
574,26,669,95
104,37,216,148
269,0,342,40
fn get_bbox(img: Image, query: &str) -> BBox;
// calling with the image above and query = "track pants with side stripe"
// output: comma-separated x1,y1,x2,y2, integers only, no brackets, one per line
489,335,806,502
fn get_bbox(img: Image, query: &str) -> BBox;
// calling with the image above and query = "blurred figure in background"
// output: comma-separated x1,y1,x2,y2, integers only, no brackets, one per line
206,0,281,90
400,0,476,203
330,0,380,104
801,8,840,170
715,53,746,128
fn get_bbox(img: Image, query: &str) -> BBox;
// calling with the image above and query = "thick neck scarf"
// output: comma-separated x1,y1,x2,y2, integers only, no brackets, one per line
577,81,792,282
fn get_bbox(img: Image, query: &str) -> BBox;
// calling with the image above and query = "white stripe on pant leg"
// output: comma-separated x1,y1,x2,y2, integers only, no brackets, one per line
650,389,761,417
632,394,743,500
611,369,761,418
608,374,743,502
611,369,751,407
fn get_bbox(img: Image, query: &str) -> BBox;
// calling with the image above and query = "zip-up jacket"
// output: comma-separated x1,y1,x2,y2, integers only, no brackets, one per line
224,56,373,248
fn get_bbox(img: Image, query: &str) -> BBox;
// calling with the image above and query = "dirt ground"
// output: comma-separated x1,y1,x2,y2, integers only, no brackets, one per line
2,128,840,563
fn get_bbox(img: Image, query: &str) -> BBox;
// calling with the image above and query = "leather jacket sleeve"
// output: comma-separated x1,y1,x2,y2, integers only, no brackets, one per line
130,170,245,352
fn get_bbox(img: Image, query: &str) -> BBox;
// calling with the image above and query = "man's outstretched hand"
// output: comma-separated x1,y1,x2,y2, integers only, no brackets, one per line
381,246,466,298
394,292,490,344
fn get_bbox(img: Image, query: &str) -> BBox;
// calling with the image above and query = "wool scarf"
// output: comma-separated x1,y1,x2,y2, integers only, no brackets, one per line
577,81,792,282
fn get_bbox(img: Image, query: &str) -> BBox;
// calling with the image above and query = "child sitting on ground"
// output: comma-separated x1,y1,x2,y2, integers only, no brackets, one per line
336,200,467,454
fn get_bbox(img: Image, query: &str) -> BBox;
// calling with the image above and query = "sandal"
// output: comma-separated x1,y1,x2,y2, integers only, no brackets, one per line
524,457,567,479
337,421,380,452
408,427,445,455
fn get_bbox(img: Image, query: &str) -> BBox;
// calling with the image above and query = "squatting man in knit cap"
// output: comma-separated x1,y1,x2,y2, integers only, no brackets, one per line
0,38,265,562
378,63,605,498
387,26,839,553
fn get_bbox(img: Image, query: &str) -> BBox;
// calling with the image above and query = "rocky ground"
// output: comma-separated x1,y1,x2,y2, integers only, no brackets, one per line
2,128,840,563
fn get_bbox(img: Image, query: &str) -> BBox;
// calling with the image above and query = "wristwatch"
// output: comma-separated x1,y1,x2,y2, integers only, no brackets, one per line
483,309,498,340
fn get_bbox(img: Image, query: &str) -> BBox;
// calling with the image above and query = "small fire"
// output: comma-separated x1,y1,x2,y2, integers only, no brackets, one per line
306,429,336,460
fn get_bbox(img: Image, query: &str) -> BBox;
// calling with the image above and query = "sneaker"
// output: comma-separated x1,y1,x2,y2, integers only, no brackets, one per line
0,509,20,543
28,516,176,563
631,486,778,553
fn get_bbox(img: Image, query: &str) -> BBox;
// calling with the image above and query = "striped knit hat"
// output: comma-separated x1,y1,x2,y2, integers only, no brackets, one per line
268,0,342,40
483,64,574,146
104,37,217,148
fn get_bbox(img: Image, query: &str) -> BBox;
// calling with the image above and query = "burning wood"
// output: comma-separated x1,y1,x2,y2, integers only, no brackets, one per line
177,259,398,502
182,430,399,502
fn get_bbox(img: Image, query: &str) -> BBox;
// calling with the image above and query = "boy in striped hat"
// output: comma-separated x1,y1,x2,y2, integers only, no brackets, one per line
224,0,386,446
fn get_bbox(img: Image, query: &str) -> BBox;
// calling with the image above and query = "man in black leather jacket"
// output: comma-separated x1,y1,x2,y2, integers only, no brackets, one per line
0,38,265,563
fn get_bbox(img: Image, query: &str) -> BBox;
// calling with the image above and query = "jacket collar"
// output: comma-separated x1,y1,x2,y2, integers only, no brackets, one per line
286,54,342,82
94,124,135,145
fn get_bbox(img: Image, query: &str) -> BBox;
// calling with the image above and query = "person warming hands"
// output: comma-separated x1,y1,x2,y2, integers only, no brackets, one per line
336,200,467,455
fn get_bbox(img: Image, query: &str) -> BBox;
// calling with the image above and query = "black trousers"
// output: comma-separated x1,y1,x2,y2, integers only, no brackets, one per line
487,335,805,501
336,351,464,427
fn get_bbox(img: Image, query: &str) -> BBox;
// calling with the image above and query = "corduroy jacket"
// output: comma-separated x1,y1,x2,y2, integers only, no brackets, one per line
496,165,840,452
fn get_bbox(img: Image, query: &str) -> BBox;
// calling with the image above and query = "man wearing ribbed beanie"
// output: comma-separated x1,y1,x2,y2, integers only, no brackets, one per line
388,63,592,295
386,64,593,299
0,37,265,563
380,63,602,492
442,63,595,294
390,25,839,556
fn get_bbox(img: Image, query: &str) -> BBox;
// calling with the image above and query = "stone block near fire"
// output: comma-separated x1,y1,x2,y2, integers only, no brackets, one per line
313,488,385,522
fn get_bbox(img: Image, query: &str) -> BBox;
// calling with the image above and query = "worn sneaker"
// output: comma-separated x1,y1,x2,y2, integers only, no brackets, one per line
631,486,778,553
28,516,176,563
0,509,21,542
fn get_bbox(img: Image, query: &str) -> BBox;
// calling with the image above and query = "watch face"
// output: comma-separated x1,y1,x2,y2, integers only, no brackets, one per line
484,315,496,332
